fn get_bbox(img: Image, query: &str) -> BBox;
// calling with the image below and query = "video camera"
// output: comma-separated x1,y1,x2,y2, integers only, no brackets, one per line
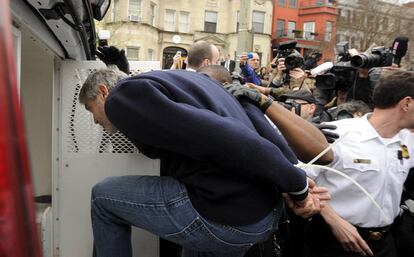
336,41,351,62
315,65,358,91
350,46,393,69
273,40,304,70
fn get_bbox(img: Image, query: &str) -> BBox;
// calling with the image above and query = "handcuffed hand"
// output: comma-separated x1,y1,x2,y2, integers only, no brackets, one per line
96,46,130,74
313,123,339,143
284,178,331,218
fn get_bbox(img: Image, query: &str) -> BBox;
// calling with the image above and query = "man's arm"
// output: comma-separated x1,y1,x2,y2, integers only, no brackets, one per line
320,205,373,256
264,98,334,164
224,83,333,163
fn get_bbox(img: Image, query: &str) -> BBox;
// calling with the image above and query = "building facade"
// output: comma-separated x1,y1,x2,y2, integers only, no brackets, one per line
96,0,274,69
271,0,338,62
336,0,414,67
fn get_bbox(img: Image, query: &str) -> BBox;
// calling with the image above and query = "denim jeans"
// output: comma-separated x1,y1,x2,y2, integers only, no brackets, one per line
91,175,282,257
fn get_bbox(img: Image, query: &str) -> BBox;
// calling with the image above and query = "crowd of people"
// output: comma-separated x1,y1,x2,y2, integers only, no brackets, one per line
84,40,414,257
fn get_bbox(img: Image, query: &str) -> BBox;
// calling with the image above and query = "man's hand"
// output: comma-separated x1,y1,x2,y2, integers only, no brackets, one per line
245,83,270,95
277,58,286,73
323,208,373,256
313,123,339,143
170,52,183,70
284,178,331,218
289,68,307,88
239,52,248,66
96,46,130,74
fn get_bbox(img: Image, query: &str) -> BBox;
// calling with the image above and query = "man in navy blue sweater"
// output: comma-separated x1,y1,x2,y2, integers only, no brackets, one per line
79,68,328,257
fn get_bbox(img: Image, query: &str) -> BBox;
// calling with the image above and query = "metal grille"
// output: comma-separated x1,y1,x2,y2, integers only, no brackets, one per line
64,69,137,154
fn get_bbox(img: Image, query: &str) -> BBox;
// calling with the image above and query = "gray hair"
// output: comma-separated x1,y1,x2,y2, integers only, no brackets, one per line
79,68,128,103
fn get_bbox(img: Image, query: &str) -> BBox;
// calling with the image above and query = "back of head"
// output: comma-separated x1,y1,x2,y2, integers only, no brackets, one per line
199,65,232,84
79,68,128,103
373,70,414,109
187,40,213,70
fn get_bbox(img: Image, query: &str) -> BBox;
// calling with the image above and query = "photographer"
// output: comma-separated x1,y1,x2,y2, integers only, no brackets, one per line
269,57,308,90
239,52,262,86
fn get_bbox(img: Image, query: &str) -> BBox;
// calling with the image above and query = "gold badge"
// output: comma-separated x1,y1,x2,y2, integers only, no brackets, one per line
401,145,409,159
353,159,371,164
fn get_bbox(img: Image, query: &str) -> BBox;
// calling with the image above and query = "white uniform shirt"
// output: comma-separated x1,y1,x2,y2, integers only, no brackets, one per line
305,114,413,227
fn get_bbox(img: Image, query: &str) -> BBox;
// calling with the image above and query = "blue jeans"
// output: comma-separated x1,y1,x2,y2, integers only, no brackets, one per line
91,175,282,257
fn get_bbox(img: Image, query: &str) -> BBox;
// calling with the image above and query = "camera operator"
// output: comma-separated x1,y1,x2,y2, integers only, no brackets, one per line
269,57,308,90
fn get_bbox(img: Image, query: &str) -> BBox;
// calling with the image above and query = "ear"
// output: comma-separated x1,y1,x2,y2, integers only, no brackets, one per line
399,96,412,111
97,84,109,98
309,103,316,115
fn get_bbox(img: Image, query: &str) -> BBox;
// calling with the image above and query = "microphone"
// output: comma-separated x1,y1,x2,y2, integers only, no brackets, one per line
310,62,333,76
391,36,409,67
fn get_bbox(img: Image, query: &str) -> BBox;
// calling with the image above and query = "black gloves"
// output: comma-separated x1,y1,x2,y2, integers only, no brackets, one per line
224,83,272,112
313,123,339,143
96,46,130,75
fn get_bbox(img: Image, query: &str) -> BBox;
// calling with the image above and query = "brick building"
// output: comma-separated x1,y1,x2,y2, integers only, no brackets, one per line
271,0,338,62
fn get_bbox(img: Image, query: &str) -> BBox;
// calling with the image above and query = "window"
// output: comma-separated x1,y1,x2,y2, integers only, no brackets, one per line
179,11,190,33
276,19,285,37
279,0,286,6
303,21,315,40
112,0,119,21
252,11,265,33
165,9,176,31
148,49,155,61
127,47,139,60
236,11,239,32
289,0,297,7
325,21,333,41
204,11,217,33
150,2,156,26
128,0,142,21
287,21,296,37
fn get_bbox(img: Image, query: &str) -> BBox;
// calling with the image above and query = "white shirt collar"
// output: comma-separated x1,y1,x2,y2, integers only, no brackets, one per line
359,113,401,145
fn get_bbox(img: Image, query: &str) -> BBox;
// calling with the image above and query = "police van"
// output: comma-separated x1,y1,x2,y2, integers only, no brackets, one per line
1,1,159,256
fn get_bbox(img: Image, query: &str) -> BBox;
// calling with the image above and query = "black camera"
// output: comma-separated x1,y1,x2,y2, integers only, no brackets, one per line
336,41,351,62
315,65,358,90
350,46,393,69
274,40,304,71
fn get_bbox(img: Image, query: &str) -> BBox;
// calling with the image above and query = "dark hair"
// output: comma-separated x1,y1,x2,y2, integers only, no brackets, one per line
187,40,214,70
199,65,232,84
335,100,372,116
373,71,414,109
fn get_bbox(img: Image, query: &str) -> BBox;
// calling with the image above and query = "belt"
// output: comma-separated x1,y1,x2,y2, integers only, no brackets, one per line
355,225,392,241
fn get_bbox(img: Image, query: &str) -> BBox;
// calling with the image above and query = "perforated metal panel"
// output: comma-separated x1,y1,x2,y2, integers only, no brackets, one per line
63,68,137,154
54,61,159,257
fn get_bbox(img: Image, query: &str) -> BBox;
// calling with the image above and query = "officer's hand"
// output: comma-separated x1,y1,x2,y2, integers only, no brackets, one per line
328,215,373,256
96,46,130,74
313,123,339,143
224,83,262,104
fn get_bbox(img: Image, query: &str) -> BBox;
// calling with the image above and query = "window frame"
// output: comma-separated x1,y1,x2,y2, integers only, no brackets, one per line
252,10,265,33
204,10,218,33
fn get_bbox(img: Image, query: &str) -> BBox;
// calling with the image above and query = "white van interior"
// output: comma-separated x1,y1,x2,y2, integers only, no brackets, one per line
11,1,160,256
